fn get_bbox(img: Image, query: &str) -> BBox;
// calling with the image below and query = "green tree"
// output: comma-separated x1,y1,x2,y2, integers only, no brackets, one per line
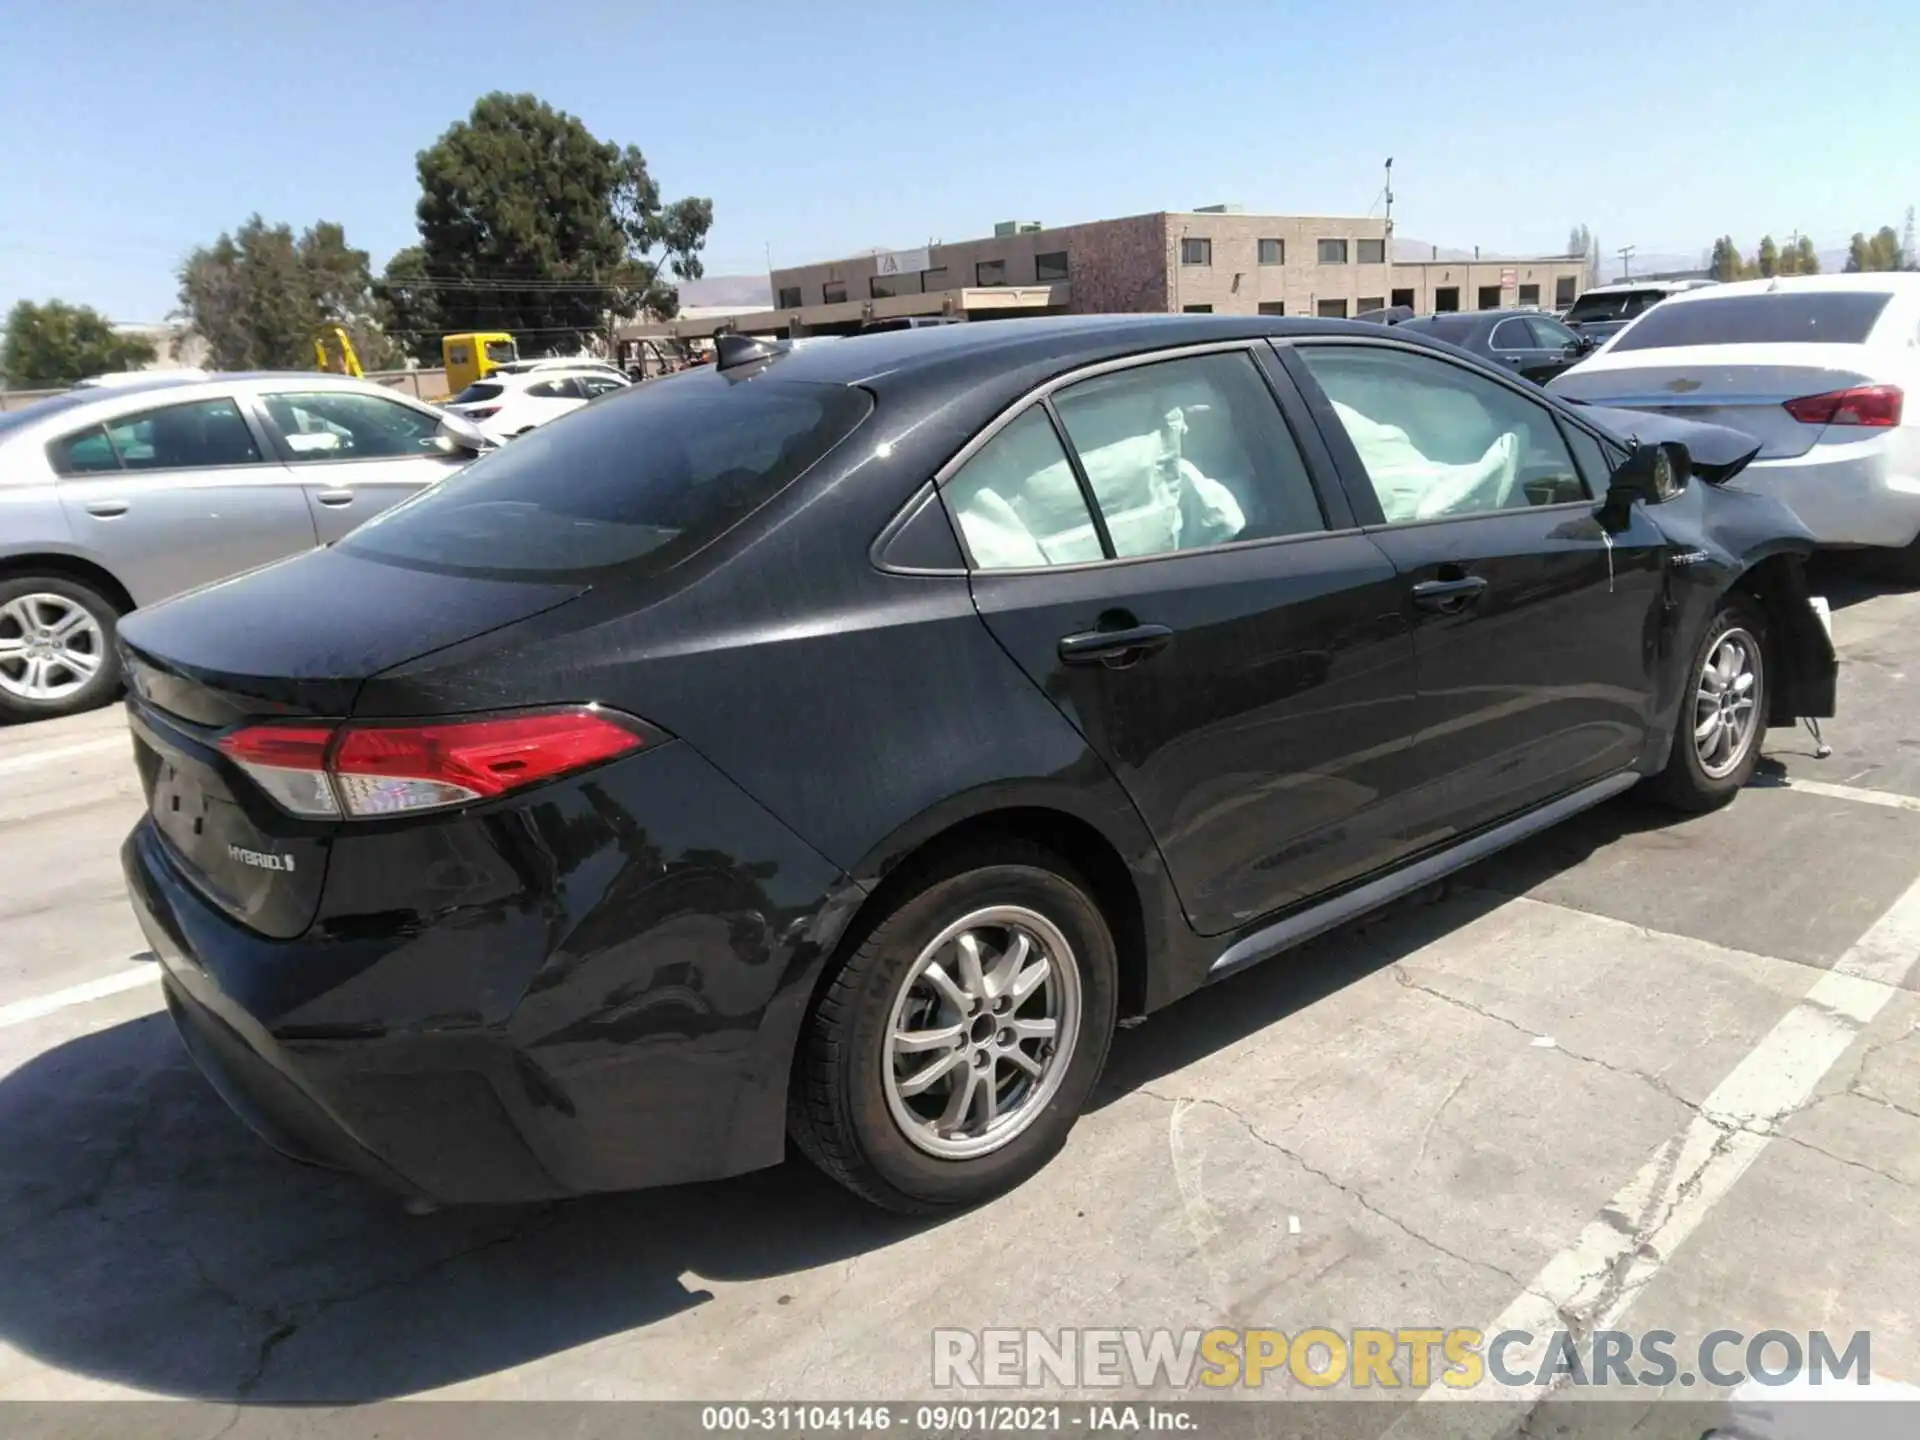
1793,236,1819,275
376,245,442,366
1868,225,1906,271
176,215,403,371
1708,236,1745,281
1754,235,1780,279
2,300,156,387
1845,232,1872,273
407,92,712,355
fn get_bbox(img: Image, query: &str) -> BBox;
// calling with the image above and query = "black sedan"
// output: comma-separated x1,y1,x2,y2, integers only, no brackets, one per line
118,315,1835,1214
1397,308,1596,383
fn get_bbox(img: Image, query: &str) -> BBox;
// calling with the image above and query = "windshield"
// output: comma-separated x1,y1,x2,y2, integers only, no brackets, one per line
1611,292,1894,352
1400,315,1477,344
484,339,517,365
340,370,872,580
1565,290,1670,323
0,391,100,437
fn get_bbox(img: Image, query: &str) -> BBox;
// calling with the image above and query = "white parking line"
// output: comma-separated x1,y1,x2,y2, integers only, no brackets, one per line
0,966,161,1029
1396,867,1920,1426
1765,775,1920,814
0,734,129,778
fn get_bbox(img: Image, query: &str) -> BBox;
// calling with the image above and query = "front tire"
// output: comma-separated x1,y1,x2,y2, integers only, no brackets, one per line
1643,597,1768,811
0,576,123,723
789,843,1119,1212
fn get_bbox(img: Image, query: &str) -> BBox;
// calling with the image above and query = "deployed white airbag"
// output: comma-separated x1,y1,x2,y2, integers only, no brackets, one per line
1331,400,1520,521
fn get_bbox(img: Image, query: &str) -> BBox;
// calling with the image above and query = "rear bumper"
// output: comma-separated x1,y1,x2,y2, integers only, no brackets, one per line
121,740,856,1205
1735,436,1920,548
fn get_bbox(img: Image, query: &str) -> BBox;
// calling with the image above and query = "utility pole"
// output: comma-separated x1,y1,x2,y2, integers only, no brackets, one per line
1616,244,1636,280
1382,157,1394,259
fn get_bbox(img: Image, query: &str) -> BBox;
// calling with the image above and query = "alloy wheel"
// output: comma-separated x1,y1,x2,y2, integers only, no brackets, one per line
882,905,1082,1160
0,594,105,703
1693,626,1764,780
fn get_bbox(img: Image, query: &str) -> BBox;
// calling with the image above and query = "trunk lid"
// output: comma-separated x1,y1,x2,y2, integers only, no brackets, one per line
119,545,586,938
1550,345,1879,460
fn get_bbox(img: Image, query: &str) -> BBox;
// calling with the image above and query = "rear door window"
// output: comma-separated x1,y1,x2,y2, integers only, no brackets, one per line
1051,352,1326,554
452,382,505,404
1611,292,1893,352
97,397,261,471
339,372,872,578
49,425,122,474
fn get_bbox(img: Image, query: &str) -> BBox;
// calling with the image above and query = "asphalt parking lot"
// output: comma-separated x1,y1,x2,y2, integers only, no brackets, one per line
4,561,1920,1436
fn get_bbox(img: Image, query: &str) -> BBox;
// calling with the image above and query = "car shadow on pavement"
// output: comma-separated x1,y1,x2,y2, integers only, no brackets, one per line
0,797,1659,1403
0,1007,939,1402
1807,551,1910,611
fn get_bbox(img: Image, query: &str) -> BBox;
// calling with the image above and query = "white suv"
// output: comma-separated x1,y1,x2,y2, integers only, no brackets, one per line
443,367,629,442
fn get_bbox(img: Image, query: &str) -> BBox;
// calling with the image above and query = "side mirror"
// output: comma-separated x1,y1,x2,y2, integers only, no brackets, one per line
1599,440,1689,532
435,414,493,456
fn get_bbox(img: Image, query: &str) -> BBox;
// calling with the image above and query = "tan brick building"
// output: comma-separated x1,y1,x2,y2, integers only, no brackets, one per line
617,207,1591,344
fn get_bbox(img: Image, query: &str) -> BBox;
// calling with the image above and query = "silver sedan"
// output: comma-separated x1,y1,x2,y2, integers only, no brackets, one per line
0,373,489,721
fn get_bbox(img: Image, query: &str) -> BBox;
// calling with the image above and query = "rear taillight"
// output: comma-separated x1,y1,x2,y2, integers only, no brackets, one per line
1783,385,1903,428
217,708,648,819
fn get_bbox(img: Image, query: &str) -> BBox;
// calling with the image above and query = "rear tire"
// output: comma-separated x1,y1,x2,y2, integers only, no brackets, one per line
0,576,124,723
789,842,1118,1213
1643,596,1768,812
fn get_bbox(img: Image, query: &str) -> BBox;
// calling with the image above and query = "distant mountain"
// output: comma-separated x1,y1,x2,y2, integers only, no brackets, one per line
679,274,771,308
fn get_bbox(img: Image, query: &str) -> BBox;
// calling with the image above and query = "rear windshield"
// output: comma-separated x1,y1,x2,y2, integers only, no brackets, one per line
340,370,872,579
452,382,505,403
1611,292,1893,352
1565,290,1670,323
1400,315,1477,343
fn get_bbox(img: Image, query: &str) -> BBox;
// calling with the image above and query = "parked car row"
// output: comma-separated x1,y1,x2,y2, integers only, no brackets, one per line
111,313,1837,1216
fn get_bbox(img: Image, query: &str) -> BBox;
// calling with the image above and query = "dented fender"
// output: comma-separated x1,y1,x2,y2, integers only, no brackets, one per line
1639,477,1837,737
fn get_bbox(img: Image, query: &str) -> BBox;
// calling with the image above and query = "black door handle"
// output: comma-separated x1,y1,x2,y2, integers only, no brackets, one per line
1411,575,1489,613
1058,623,1174,666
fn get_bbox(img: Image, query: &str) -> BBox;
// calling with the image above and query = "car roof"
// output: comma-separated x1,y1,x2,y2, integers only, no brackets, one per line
0,372,436,444
1649,272,1920,305
755,314,1409,388
1580,279,1717,296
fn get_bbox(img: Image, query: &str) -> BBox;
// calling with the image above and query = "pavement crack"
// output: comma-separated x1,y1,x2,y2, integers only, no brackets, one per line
1773,1130,1917,1190
1137,1086,1544,1301
1391,966,1704,1116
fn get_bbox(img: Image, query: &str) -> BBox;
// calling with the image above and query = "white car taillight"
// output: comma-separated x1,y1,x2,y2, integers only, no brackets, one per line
217,709,649,819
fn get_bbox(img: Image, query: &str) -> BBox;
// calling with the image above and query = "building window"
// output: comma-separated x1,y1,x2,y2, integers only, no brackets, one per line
776,286,801,309
1555,275,1578,308
1518,283,1540,307
1316,298,1349,318
1318,239,1349,264
1477,285,1503,310
1435,287,1460,312
1391,288,1415,308
1356,238,1386,264
823,280,847,305
1257,301,1285,316
976,259,1008,287
1258,238,1284,266
1182,304,1213,313
1181,237,1212,266
871,275,898,299
923,266,949,290
1358,296,1384,313
1034,251,1069,282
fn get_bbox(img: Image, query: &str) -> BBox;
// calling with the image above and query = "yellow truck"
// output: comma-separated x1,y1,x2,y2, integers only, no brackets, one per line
442,332,518,395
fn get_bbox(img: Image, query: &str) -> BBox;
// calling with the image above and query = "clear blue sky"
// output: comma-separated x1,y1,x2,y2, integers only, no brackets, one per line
3,0,1916,322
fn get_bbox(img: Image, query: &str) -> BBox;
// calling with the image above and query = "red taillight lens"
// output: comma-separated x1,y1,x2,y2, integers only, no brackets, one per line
1783,384,1903,428
217,725,341,818
217,709,648,820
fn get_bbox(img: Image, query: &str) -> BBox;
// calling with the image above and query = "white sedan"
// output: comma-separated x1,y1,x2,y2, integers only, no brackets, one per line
1550,274,1918,571
443,366,629,442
